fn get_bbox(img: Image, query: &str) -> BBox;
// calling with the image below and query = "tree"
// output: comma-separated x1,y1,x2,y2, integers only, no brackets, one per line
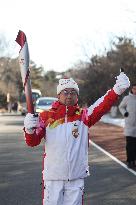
70,37,136,106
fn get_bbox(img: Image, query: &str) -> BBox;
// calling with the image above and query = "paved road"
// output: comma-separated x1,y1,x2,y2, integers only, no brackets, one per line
0,115,136,205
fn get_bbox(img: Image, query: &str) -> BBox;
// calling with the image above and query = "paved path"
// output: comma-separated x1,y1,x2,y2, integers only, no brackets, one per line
0,115,136,205
90,121,126,162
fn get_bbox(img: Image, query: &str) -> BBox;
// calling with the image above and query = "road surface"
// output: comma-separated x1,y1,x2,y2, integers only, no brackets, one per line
0,115,136,205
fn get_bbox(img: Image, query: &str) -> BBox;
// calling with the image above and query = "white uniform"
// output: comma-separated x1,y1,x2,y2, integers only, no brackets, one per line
44,179,84,205
24,89,119,205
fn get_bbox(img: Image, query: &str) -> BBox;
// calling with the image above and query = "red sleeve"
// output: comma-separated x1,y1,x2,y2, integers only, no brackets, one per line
87,89,118,127
24,127,45,147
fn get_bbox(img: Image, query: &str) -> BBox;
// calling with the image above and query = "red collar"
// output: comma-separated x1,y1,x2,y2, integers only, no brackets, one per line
51,101,80,117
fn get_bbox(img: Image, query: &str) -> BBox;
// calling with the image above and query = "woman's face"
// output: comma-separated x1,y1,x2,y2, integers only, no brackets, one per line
131,86,136,95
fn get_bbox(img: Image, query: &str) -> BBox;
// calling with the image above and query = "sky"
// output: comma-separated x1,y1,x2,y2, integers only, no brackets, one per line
0,0,136,72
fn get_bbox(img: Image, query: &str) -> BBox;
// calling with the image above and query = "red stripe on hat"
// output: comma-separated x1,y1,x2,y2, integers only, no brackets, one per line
15,30,26,48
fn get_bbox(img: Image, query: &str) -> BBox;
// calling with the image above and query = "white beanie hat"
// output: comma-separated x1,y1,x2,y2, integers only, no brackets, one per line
57,78,79,95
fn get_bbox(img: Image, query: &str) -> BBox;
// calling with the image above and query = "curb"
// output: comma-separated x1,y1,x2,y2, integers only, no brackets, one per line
0,112,21,116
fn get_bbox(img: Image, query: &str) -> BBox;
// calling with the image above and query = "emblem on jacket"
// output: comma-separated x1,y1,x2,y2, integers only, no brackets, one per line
72,123,79,138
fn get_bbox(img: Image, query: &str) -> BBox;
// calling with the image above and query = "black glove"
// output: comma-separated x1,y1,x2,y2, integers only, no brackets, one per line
124,112,129,117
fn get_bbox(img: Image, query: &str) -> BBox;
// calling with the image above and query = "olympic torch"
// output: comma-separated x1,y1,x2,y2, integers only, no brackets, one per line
15,30,34,114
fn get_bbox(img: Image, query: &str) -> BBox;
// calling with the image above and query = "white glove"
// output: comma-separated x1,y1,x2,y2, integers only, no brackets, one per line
113,72,130,95
24,113,39,134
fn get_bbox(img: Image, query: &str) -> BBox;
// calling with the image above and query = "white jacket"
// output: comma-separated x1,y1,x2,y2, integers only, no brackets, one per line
24,89,118,180
119,92,136,137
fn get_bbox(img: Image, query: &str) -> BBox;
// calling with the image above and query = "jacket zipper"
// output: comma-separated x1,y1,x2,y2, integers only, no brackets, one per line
65,106,70,180
65,106,68,123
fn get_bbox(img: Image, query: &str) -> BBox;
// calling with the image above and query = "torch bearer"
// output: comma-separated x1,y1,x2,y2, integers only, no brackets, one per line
15,30,34,114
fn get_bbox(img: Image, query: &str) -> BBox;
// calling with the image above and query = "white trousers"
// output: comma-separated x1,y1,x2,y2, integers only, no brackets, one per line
43,178,84,205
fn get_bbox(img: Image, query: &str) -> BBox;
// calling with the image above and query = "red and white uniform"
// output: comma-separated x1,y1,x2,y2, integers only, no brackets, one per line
24,89,118,205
